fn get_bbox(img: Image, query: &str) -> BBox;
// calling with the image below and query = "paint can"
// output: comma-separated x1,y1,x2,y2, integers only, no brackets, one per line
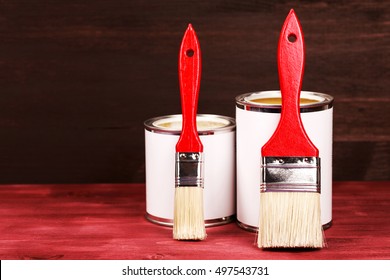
236,90,333,231
144,114,236,227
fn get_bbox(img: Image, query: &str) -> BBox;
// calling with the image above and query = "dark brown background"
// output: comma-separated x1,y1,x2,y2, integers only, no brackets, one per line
0,0,389,184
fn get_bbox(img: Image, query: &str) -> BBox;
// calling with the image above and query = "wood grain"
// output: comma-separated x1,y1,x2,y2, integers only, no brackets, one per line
0,1,389,183
0,182,389,260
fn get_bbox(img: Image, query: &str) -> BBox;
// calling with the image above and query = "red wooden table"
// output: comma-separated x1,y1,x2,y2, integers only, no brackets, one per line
0,182,389,260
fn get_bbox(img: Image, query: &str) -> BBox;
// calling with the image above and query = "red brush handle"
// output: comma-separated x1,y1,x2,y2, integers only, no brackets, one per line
176,24,203,153
262,10,318,157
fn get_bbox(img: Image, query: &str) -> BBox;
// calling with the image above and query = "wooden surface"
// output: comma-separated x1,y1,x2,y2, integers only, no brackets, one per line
0,181,389,260
0,1,389,184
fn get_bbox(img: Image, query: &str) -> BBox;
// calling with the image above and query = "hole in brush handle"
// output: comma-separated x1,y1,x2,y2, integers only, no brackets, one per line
288,33,297,43
186,49,194,57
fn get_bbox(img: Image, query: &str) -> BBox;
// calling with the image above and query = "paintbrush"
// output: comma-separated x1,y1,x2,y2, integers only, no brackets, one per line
173,24,206,240
257,10,324,248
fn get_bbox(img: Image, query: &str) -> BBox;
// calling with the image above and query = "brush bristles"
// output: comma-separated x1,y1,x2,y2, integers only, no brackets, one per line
173,187,206,240
257,192,324,248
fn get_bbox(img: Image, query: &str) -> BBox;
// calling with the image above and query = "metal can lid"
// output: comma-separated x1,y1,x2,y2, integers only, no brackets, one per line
236,90,334,113
144,114,236,135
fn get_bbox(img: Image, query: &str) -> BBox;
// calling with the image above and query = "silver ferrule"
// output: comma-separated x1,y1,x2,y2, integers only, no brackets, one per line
260,157,321,193
175,152,204,188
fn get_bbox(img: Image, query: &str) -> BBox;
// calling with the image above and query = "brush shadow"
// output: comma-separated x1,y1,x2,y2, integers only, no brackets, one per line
173,239,204,243
262,247,322,253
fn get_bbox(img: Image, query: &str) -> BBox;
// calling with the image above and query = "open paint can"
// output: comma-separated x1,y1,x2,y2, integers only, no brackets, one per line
236,90,333,231
144,114,236,227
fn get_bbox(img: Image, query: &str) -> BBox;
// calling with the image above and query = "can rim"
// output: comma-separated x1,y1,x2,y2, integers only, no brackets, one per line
236,219,333,232
144,114,236,135
145,213,235,227
236,90,334,113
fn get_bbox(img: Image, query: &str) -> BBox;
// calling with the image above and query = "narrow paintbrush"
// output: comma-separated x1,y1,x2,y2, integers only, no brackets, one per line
257,10,324,248
173,24,206,240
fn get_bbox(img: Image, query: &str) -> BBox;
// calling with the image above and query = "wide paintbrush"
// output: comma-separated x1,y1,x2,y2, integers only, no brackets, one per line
257,10,324,248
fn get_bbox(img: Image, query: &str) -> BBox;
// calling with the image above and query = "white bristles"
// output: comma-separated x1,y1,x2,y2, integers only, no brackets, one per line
173,187,206,240
257,192,324,248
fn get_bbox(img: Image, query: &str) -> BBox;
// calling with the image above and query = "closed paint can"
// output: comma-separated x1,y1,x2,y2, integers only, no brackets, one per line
144,114,236,227
236,90,333,231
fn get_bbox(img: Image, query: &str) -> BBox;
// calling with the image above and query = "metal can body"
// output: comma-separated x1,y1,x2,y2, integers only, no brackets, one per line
144,114,236,227
236,91,333,231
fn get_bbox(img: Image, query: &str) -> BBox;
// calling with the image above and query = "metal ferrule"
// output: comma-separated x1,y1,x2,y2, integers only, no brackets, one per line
175,152,204,188
261,157,320,193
